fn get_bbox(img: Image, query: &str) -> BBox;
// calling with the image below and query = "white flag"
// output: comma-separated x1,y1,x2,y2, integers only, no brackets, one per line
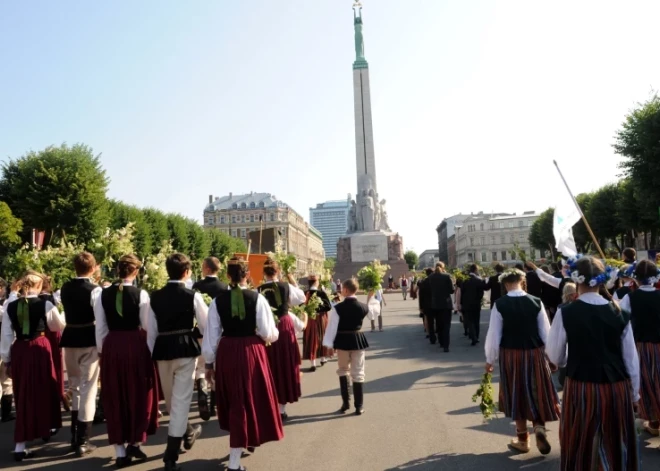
553,194,580,257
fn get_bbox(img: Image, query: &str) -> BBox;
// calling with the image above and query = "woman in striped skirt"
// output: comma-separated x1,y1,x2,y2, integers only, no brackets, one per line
484,268,559,454
547,256,640,470
619,259,660,438
303,277,332,371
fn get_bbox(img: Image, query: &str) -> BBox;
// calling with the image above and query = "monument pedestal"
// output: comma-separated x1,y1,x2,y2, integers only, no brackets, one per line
334,231,409,285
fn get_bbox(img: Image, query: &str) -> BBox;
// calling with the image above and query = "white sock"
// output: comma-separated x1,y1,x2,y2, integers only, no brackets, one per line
279,404,286,414
114,444,126,458
15,442,26,453
229,447,242,469
311,359,317,367
322,357,326,362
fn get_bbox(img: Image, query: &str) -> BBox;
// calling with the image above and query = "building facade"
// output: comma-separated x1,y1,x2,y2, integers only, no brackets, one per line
309,198,350,258
437,212,509,264
454,212,540,267
447,234,457,268
417,249,439,269
203,193,325,275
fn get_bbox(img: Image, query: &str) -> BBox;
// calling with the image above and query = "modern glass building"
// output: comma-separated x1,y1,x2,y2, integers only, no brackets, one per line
309,199,350,258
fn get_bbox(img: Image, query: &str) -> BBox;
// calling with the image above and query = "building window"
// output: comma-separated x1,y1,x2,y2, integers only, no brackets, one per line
509,235,514,243
232,229,237,237
232,216,236,223
468,253,474,262
250,215,255,222
509,222,514,228
490,223,495,230
241,229,246,237
250,202,256,208
518,220,524,227
220,216,225,224
481,251,487,262
480,237,485,245
500,235,505,244
259,201,265,208
470,237,474,246
511,251,517,260
480,223,484,231
492,252,498,261
501,251,507,261
499,222,504,229
232,203,237,209
270,213,275,222
241,203,247,209
490,236,496,244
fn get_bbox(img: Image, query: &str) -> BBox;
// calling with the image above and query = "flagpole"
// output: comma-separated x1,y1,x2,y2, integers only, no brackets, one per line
259,216,264,254
553,160,606,259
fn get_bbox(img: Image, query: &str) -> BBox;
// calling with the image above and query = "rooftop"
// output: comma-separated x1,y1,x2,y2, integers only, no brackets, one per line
205,192,288,212
490,212,538,220
311,200,350,210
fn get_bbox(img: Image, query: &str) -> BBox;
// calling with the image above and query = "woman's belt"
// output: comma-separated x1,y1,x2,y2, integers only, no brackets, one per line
337,330,361,334
21,332,45,340
158,329,193,336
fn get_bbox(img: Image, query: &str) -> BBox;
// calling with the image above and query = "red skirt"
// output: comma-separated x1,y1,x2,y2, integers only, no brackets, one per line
215,336,284,448
101,330,159,445
498,347,560,422
302,316,325,360
45,328,64,401
11,335,62,443
636,342,660,421
266,316,301,404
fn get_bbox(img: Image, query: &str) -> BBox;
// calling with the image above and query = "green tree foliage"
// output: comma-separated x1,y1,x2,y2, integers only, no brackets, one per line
528,208,555,257
108,200,153,258
0,202,23,249
0,143,109,246
207,228,247,260
404,250,419,269
323,257,336,271
143,208,170,255
587,184,625,252
166,214,191,254
188,222,211,260
572,193,593,253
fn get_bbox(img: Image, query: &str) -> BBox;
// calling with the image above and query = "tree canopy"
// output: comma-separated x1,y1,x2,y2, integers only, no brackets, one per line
404,250,419,269
0,201,23,251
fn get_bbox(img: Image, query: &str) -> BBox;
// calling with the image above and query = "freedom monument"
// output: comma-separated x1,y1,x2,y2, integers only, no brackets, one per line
334,2,408,282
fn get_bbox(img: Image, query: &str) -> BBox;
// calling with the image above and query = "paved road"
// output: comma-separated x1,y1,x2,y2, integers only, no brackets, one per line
1,294,659,470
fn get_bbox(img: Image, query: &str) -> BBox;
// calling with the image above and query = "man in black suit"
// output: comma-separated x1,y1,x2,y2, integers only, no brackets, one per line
191,257,228,421
524,262,543,298
461,264,487,346
426,262,455,352
485,263,504,309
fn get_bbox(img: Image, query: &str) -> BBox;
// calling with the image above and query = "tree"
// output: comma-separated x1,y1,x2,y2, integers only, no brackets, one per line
207,228,247,260
572,193,593,253
324,257,336,271
0,143,109,246
188,221,211,260
404,250,418,269
143,208,170,255
166,214,191,254
0,202,23,249
587,184,625,252
108,200,153,258
529,208,555,257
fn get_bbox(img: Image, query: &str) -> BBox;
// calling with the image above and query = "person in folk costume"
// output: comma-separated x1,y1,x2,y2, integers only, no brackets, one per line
38,276,67,413
322,278,369,416
0,277,16,423
94,255,159,468
614,264,638,301
367,284,386,332
203,256,283,471
483,268,559,454
618,259,660,439
59,252,103,456
303,275,332,371
0,271,66,461
546,256,640,470
147,253,207,471
257,258,307,421
191,256,229,422
417,268,433,338
410,274,418,300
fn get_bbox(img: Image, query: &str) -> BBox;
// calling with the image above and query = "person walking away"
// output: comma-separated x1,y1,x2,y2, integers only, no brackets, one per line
0,271,66,461
484,268,559,454
539,263,562,322
401,276,408,300
410,275,418,301
485,264,505,309
203,256,283,471
323,278,369,415
303,276,332,371
367,286,386,332
60,252,103,456
95,255,159,468
461,265,487,346
613,264,637,301
192,257,229,421
546,256,640,470
0,277,14,423
417,268,433,338
147,253,207,471
618,260,660,439
426,262,455,352
523,262,543,298
388,275,394,290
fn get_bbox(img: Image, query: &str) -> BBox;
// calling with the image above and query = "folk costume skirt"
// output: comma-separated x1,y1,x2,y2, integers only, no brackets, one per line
498,347,560,423
44,328,65,402
320,312,334,358
266,315,302,405
11,335,62,443
302,316,324,361
215,335,284,448
101,330,159,445
560,378,639,471
636,341,660,421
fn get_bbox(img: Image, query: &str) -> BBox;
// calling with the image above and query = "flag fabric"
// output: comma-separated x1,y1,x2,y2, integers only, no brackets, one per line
554,194,580,257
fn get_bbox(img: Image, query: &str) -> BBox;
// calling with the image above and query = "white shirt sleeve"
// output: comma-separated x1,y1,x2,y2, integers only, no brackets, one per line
537,303,551,345
618,293,631,313
621,322,640,402
256,293,279,343
90,286,103,308
546,307,568,367
288,312,305,333
193,292,209,336
322,306,340,348
93,294,109,353
288,284,306,306
536,269,561,289
139,290,150,331
53,290,62,306
45,301,66,332
147,307,158,354
202,300,222,365
0,307,15,363
484,305,503,364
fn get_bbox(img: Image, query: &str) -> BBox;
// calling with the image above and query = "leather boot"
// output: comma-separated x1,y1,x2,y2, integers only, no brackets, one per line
338,376,351,414
93,396,105,424
75,421,97,457
209,390,216,417
1,394,15,422
378,315,383,331
70,411,78,451
183,422,202,450
163,435,183,471
353,382,365,416
197,378,210,421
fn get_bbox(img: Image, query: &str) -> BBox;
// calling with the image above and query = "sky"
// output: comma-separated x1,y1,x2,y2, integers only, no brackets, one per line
2,0,659,254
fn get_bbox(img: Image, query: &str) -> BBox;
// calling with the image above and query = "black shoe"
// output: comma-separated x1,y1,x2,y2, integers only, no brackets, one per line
163,435,183,469
164,461,182,471
246,446,255,453
14,449,36,462
464,331,468,337
197,378,210,421
320,360,326,366
75,421,97,457
353,382,365,416
183,423,202,450
280,413,289,422
429,335,437,345
471,340,478,346
70,410,78,451
116,456,133,469
425,335,430,339
228,467,247,471
209,390,216,418
127,444,147,461
444,347,450,353
1,394,15,422
310,366,317,372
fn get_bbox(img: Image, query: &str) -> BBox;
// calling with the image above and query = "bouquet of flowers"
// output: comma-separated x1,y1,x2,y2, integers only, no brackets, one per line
141,241,173,293
357,260,390,292
472,373,498,422
264,249,297,276
289,292,324,321
201,293,213,306
319,268,333,291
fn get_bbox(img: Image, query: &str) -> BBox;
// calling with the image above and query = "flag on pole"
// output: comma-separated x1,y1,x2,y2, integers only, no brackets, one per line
553,193,580,257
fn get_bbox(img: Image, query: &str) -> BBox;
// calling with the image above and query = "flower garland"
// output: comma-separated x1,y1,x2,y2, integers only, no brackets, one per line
566,254,617,287
633,264,660,286
472,373,498,421
497,268,525,283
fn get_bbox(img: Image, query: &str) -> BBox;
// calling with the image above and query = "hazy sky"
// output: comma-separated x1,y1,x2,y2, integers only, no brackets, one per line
2,1,659,254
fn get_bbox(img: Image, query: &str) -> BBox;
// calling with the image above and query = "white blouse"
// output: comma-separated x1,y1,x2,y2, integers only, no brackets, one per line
618,284,655,311
546,292,640,402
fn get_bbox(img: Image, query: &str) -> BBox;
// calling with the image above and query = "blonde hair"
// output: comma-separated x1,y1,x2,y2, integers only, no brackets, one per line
562,282,577,304
17,270,45,297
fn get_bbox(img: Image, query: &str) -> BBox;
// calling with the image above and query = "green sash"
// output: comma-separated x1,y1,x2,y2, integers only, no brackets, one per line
230,285,246,320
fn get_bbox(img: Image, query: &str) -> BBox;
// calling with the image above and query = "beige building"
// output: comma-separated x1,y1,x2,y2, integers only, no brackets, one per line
203,192,325,276
455,212,540,267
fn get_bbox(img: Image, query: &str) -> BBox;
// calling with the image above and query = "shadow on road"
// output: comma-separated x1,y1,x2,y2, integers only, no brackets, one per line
384,452,556,470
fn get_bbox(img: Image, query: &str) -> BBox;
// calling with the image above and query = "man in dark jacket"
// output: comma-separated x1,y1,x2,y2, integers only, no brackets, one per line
485,263,504,309
426,262,455,352
524,262,543,298
461,264,487,346
417,268,433,341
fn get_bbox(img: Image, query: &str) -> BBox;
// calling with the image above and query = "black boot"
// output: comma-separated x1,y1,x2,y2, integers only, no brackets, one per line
75,421,97,457
93,397,105,424
197,378,210,421
353,382,365,416
1,394,15,422
127,444,147,461
209,390,216,417
163,435,183,471
183,422,202,450
338,376,351,414
70,411,78,451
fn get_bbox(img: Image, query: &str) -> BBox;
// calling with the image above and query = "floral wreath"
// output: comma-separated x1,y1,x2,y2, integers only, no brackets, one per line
632,264,660,286
497,268,525,283
618,262,636,279
566,254,617,287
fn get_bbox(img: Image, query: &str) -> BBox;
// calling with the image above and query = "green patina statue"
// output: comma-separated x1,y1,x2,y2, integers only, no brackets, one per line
354,5,365,60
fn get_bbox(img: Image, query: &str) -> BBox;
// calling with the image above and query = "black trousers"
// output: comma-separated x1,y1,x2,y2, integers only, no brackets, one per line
432,309,452,348
425,313,438,344
464,306,482,341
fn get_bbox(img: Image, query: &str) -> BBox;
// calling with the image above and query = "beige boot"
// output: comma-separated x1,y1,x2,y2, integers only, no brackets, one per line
644,421,660,437
534,425,551,455
508,430,530,453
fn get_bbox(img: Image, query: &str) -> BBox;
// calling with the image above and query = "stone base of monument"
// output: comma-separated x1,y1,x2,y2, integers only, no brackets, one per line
334,232,409,285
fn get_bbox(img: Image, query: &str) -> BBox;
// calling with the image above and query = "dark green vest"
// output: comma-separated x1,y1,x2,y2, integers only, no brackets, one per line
629,289,660,343
495,294,544,350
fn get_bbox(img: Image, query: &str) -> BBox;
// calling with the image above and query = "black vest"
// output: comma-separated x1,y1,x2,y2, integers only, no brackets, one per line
562,300,629,383
629,289,660,343
215,288,259,337
496,294,544,350
616,285,632,301
258,281,290,318
101,284,142,331
60,278,98,348
150,283,200,360
6,297,48,341
192,277,228,299
333,298,369,351
304,289,332,314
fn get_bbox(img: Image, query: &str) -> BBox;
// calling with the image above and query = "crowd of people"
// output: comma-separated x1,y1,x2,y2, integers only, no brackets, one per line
0,252,372,470
417,249,660,470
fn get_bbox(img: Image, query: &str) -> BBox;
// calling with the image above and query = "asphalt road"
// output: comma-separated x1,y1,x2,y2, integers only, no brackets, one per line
1,294,659,470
